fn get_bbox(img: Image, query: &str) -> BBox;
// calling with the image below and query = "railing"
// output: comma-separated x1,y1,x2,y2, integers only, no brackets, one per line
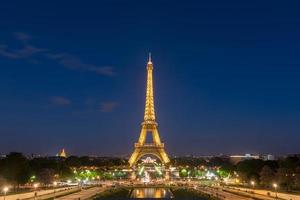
135,143,164,148
141,121,158,126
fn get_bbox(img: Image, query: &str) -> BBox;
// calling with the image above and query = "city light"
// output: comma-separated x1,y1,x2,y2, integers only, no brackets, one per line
3,187,9,200
33,183,39,189
3,186,9,193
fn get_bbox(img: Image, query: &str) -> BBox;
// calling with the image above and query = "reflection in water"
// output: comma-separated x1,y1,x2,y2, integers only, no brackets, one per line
131,188,173,198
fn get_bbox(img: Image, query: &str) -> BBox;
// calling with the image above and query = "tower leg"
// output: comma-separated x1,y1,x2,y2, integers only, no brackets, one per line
129,148,141,167
138,128,147,144
158,148,170,164
152,128,162,145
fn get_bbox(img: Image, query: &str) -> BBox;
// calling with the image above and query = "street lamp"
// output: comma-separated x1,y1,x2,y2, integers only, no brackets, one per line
3,187,9,200
273,183,278,199
33,183,39,200
250,181,255,197
53,181,58,199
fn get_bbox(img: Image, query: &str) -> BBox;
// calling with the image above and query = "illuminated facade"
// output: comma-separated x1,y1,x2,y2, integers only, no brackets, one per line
59,148,67,158
128,54,170,167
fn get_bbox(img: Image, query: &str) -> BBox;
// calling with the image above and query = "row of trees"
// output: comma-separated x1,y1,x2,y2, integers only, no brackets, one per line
0,152,127,188
0,152,72,187
171,155,300,191
236,156,300,190
1,152,300,191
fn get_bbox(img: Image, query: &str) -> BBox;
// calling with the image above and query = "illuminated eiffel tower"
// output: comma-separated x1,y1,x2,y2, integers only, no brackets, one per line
128,54,170,167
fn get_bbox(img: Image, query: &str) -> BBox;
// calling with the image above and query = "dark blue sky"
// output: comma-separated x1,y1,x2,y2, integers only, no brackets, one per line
0,1,300,156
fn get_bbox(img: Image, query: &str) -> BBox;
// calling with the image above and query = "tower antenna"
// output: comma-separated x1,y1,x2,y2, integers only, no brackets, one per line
148,52,152,64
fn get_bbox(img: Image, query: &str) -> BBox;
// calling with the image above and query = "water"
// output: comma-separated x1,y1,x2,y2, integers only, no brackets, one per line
131,188,173,198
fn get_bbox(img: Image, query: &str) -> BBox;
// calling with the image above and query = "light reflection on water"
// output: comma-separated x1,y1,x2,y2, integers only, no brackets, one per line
131,188,173,198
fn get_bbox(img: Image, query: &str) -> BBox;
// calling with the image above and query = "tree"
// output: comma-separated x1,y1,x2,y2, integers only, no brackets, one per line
260,165,275,187
57,162,72,179
237,159,264,182
0,152,30,187
65,156,81,168
294,166,300,189
38,168,55,185
276,167,293,191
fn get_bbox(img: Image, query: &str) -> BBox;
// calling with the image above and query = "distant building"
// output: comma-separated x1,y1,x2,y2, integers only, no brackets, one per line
230,154,259,164
262,154,275,161
57,148,67,158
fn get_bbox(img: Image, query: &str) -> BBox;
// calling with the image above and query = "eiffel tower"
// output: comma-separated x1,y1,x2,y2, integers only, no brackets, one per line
128,54,170,167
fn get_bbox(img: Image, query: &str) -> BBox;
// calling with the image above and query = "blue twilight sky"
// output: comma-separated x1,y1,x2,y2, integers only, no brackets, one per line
0,0,300,156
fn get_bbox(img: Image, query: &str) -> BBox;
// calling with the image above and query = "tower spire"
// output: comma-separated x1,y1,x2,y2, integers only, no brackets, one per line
144,54,155,122
148,52,152,64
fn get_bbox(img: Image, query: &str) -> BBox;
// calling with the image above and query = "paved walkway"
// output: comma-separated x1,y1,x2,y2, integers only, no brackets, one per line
221,187,274,200
230,186,300,200
197,186,252,200
57,187,105,200
1,187,77,200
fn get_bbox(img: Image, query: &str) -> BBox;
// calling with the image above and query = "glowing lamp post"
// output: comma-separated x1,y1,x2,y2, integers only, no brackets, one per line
273,183,278,199
3,187,9,200
53,181,58,199
250,181,255,197
33,183,39,200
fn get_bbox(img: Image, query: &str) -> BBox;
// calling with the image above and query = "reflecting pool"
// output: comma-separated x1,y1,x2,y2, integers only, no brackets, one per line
131,188,173,198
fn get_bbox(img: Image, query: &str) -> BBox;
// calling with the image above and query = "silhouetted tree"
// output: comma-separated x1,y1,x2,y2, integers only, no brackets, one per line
294,166,300,189
276,167,293,191
260,165,275,187
0,153,30,187
65,156,81,168
38,168,55,185
237,159,264,182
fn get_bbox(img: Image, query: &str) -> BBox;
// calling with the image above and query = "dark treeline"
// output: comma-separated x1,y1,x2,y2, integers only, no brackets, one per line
171,155,300,191
236,157,300,191
1,152,300,191
0,152,127,188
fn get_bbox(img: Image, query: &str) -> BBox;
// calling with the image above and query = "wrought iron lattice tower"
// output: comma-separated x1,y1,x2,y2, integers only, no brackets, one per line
128,54,170,167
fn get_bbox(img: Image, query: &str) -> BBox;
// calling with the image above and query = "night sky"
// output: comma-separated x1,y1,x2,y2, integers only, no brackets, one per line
1,1,300,156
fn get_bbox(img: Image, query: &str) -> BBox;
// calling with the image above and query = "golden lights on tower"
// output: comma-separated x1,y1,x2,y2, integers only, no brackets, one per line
128,54,170,167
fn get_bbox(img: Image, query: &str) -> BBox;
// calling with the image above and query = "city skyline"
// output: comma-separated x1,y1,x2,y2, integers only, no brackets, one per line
1,1,300,156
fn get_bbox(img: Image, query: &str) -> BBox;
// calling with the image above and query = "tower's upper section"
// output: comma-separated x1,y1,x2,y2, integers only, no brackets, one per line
143,53,156,123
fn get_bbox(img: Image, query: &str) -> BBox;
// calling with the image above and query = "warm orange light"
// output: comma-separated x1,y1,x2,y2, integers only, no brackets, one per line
3,187,9,193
